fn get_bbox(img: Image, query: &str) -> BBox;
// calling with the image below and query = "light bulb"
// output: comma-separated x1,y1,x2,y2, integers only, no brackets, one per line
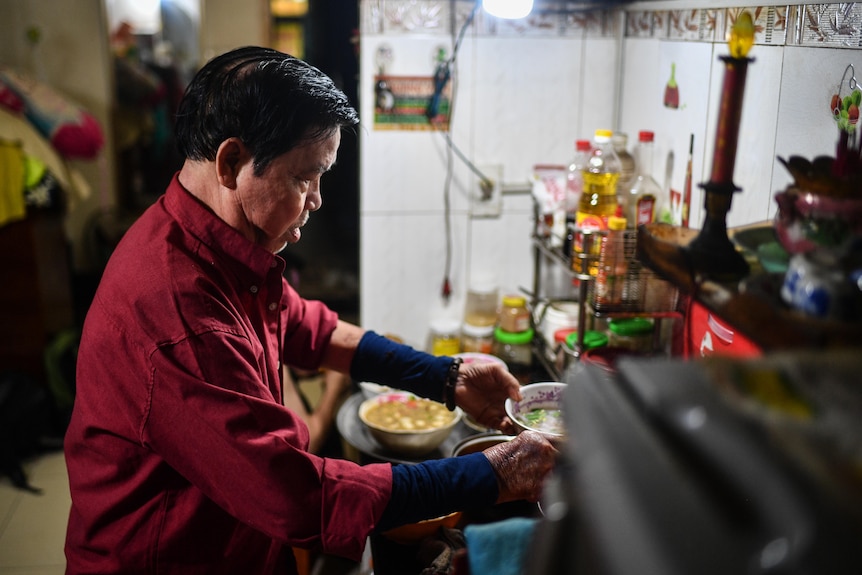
482,0,534,20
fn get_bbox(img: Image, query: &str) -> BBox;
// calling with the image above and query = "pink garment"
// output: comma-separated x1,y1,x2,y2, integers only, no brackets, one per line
64,175,392,574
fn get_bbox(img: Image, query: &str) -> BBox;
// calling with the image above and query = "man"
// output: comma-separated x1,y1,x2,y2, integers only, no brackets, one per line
64,46,557,574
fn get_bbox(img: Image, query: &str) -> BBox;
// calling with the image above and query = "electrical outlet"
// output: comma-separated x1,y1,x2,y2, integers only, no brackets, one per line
470,164,503,218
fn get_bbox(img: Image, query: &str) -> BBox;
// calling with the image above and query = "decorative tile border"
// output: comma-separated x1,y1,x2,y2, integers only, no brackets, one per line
360,0,617,37
361,1,862,49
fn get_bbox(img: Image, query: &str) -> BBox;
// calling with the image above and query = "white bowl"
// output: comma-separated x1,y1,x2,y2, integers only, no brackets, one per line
358,392,463,457
358,381,397,400
505,382,567,440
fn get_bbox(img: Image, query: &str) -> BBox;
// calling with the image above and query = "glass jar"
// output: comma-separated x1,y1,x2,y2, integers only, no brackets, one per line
427,318,462,356
461,322,495,354
498,295,530,333
492,327,534,385
464,276,499,327
607,317,654,352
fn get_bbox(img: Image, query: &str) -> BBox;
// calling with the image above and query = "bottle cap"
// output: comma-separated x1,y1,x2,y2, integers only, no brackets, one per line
469,272,498,295
608,317,654,336
609,215,627,230
429,317,462,335
594,129,613,142
501,295,527,308
611,133,628,148
576,139,591,151
462,322,495,337
494,327,535,345
638,130,655,142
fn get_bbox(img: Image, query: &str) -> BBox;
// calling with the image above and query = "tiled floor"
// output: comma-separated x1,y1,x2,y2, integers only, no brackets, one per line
0,450,69,574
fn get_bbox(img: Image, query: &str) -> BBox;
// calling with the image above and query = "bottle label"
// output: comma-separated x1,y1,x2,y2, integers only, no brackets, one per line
636,195,656,225
573,212,608,251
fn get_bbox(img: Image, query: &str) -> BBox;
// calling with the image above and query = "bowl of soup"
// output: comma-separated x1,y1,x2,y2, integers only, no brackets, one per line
358,392,462,456
505,382,567,440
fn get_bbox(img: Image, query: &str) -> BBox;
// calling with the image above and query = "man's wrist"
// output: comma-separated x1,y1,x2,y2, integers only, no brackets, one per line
444,357,463,411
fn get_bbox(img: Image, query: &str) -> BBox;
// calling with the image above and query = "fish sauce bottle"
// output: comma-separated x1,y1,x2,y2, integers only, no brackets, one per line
624,130,662,228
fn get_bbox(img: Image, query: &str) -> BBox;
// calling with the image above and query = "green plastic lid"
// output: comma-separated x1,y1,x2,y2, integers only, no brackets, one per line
608,317,654,336
493,327,535,345
565,330,608,350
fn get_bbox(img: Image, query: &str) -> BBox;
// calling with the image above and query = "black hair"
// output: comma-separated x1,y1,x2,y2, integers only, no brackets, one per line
174,46,359,176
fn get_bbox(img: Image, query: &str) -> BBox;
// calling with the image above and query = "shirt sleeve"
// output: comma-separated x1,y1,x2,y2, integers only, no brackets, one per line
144,331,392,560
350,330,453,402
374,453,499,532
280,279,340,371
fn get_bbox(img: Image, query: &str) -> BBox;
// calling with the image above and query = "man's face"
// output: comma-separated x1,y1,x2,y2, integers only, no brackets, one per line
235,129,341,253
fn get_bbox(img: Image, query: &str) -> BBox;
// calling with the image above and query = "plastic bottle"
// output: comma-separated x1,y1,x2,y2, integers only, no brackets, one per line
565,139,592,216
612,133,636,201
572,129,621,276
594,214,629,310
624,131,663,228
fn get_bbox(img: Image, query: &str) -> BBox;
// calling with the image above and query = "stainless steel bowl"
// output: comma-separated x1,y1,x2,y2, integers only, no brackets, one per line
358,392,463,457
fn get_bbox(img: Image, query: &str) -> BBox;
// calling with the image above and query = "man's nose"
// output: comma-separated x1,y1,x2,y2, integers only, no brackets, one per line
307,184,322,211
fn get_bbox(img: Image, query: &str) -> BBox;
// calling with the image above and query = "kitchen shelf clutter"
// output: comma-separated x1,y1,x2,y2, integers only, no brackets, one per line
529,206,683,382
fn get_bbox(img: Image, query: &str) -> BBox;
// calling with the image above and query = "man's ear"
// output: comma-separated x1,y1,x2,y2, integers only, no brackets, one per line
215,138,247,189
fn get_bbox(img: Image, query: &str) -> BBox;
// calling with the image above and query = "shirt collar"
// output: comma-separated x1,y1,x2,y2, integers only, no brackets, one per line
163,173,285,280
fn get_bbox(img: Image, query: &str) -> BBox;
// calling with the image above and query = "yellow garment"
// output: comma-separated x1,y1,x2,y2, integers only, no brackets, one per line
0,139,26,227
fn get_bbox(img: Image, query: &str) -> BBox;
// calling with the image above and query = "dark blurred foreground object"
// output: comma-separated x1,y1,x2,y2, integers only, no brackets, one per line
0,371,65,493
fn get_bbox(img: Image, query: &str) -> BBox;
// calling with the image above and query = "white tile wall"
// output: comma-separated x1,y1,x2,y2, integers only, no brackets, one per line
359,1,862,345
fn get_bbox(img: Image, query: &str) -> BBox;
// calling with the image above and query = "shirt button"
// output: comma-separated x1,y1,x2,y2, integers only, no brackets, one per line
268,302,278,311
271,260,278,268
250,285,259,294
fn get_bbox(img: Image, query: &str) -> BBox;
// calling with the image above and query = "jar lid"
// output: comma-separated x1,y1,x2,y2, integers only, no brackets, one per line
554,328,577,343
462,322,495,337
429,317,461,335
469,272,498,294
494,327,534,345
501,295,527,308
608,317,654,336
565,330,609,350
545,301,579,320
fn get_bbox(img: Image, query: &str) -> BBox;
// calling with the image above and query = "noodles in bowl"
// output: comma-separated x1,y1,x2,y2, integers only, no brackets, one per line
505,382,567,440
358,392,462,456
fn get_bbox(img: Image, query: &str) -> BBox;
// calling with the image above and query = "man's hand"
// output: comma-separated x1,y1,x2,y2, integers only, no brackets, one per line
483,430,557,503
454,363,522,434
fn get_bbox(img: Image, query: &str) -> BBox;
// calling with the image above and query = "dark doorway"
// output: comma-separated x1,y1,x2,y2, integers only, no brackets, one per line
281,2,360,324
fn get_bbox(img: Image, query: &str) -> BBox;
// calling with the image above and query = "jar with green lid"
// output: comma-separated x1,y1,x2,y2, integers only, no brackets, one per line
492,327,534,385
498,295,531,333
557,330,608,379
564,330,609,353
607,317,654,352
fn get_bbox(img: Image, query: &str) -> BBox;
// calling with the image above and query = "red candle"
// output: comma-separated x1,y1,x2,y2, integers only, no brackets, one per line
709,56,751,186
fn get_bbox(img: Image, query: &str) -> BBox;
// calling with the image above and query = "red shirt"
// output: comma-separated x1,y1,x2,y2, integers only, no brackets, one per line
64,176,392,574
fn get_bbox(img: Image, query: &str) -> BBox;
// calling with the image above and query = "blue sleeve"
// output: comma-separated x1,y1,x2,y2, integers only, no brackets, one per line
374,452,499,532
350,331,453,403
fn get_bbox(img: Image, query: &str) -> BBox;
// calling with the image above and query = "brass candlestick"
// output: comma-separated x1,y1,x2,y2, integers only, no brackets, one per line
686,12,755,282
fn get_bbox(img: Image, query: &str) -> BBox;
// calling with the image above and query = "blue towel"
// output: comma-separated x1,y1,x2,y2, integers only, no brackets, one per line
464,517,538,575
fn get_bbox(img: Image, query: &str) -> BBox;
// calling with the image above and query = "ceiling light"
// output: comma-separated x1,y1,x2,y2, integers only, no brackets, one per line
482,0,534,19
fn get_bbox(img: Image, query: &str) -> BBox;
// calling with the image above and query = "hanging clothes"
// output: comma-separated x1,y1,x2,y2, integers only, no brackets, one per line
0,139,25,227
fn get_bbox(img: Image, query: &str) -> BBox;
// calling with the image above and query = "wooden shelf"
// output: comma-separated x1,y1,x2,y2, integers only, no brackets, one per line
636,223,862,351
